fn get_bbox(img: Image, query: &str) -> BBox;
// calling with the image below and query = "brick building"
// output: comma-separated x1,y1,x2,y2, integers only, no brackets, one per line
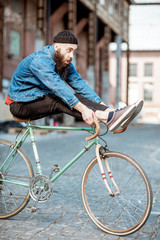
0,0,132,122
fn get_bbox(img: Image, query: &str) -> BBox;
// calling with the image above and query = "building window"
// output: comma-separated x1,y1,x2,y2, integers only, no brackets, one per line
9,30,20,56
144,63,153,77
129,63,137,77
100,0,105,5
144,82,153,102
11,0,22,14
114,0,119,18
109,0,113,14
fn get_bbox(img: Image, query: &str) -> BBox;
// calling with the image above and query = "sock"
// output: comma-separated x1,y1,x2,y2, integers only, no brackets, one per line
107,111,114,122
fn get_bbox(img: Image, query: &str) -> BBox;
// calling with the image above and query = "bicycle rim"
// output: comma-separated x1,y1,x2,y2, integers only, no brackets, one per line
81,151,152,236
0,139,34,219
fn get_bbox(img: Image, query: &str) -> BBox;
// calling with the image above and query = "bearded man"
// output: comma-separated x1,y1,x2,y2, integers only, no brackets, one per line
5,30,143,131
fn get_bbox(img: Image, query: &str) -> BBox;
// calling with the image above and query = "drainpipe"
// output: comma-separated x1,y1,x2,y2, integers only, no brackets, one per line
115,34,122,108
126,42,129,105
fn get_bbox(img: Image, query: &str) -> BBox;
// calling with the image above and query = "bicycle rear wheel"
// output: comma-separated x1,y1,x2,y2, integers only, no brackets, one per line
0,139,34,219
82,151,152,236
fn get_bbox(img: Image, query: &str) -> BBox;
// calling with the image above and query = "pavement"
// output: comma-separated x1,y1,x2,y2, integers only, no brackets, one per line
0,123,160,240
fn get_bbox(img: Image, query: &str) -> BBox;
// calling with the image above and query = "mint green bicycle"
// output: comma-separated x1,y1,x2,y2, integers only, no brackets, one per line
0,117,152,236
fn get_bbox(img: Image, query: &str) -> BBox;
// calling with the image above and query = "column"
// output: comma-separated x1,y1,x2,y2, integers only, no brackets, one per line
102,25,111,105
87,11,96,90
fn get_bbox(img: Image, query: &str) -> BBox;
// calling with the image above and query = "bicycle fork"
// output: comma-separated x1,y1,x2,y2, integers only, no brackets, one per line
95,143,120,197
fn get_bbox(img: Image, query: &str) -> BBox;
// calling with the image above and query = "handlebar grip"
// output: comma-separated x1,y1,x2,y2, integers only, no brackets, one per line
86,119,100,141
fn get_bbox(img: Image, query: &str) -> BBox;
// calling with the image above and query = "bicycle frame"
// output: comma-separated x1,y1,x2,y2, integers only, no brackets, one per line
0,122,118,196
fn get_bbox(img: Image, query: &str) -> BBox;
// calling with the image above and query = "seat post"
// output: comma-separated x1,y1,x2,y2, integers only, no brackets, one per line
29,126,42,175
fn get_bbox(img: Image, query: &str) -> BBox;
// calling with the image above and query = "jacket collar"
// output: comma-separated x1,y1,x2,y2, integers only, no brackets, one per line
43,45,55,59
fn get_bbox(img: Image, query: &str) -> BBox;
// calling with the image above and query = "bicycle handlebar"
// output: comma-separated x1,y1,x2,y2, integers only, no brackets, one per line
86,119,100,141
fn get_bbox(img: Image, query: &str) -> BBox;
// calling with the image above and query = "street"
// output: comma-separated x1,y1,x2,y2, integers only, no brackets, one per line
0,123,160,240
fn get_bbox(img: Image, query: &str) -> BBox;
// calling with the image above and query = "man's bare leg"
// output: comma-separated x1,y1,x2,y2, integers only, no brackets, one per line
95,108,114,122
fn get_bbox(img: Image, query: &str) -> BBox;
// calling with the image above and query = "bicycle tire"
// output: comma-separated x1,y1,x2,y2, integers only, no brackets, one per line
81,151,152,236
0,139,34,219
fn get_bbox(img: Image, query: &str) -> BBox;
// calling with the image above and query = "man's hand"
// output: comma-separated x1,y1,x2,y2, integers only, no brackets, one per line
73,102,96,126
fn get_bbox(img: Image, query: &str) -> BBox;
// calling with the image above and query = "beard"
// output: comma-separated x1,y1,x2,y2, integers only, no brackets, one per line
54,49,71,80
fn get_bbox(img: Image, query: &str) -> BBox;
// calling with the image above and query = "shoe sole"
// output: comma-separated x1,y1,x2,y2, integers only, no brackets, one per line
121,100,143,128
108,105,136,132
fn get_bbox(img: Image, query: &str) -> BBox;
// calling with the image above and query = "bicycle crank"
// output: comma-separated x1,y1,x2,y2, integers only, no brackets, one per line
29,175,53,202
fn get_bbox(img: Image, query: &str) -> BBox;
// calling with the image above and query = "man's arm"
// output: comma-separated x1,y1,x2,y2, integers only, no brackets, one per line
67,63,102,104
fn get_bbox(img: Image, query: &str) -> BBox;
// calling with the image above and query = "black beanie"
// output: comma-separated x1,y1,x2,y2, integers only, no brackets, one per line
53,30,78,45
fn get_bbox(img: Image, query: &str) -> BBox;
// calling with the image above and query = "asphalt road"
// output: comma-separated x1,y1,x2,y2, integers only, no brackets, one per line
0,123,160,240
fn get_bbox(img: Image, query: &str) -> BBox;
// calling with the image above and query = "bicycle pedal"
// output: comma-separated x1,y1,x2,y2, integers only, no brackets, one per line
52,164,60,172
26,205,37,213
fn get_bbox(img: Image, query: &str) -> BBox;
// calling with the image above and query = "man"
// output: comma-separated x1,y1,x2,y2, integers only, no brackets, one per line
5,30,143,131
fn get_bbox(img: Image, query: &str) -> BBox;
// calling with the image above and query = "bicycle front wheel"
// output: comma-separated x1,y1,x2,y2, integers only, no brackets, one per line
82,151,152,236
0,139,34,219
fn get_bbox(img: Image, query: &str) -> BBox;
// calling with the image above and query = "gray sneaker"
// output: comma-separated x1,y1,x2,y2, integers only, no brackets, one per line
107,104,136,132
121,100,143,128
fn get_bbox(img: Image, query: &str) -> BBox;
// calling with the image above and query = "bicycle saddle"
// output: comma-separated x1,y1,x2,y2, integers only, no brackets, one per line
12,115,30,123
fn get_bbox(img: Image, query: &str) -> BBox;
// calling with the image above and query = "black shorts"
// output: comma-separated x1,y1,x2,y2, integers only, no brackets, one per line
10,93,107,120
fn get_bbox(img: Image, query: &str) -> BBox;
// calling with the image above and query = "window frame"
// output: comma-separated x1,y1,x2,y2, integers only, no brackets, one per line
144,63,153,77
129,63,137,77
144,82,153,102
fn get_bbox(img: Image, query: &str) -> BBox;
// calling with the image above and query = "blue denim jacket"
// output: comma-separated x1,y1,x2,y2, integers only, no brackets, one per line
7,45,102,109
